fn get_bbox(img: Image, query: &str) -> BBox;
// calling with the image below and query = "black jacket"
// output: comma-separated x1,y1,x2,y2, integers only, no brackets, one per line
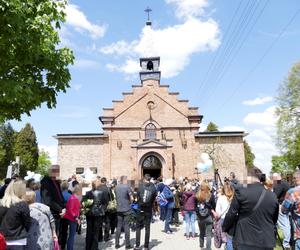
83,187,110,217
222,183,279,248
40,176,65,217
0,185,8,199
273,180,290,204
196,194,216,219
0,201,31,241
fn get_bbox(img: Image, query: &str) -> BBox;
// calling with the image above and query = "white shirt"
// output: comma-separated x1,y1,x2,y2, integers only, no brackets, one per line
216,195,230,219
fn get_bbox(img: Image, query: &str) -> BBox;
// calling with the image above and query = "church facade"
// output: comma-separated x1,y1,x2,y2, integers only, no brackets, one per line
55,57,247,182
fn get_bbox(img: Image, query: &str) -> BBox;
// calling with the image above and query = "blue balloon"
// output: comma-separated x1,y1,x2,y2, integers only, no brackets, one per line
197,163,211,173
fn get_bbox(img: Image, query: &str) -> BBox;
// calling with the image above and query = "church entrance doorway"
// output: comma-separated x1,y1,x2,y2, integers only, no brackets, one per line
141,155,162,179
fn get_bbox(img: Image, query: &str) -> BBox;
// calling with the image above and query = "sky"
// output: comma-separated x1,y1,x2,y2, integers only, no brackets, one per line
10,0,300,174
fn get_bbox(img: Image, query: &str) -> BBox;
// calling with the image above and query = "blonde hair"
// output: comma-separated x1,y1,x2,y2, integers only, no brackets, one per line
196,181,211,202
223,182,234,201
1,180,26,208
24,190,36,204
264,179,273,190
72,184,81,195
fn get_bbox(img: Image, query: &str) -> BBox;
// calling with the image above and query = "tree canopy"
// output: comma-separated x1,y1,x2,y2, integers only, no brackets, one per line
273,61,300,172
37,150,51,176
0,0,74,121
244,140,255,168
205,122,219,132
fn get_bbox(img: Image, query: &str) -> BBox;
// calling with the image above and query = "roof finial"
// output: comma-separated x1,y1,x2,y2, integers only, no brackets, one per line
144,7,152,26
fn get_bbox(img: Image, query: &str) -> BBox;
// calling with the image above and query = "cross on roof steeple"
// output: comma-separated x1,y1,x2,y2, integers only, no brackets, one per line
144,7,152,26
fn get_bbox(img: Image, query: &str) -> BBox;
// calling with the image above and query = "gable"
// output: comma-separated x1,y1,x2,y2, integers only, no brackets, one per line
132,139,172,149
100,79,201,128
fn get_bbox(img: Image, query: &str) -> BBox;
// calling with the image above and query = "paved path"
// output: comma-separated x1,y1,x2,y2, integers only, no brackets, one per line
74,216,218,249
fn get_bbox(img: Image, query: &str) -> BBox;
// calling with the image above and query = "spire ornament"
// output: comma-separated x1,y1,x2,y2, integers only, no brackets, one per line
144,7,152,26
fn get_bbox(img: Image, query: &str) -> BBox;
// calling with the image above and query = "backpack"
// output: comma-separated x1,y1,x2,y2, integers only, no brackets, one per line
156,192,168,207
0,232,6,250
140,184,154,207
91,190,105,216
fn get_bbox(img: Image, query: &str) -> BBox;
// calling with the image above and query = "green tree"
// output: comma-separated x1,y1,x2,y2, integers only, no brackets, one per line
244,140,255,168
0,0,74,122
205,122,219,132
271,155,289,174
14,123,39,176
0,123,16,179
276,61,300,170
36,150,51,176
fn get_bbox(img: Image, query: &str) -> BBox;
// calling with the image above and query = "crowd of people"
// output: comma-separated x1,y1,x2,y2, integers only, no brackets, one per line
0,168,300,250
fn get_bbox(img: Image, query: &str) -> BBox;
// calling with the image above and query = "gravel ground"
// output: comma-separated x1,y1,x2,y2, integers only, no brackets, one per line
74,216,218,250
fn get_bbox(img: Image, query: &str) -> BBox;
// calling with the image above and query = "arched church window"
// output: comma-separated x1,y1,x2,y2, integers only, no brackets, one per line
142,155,162,169
145,123,156,139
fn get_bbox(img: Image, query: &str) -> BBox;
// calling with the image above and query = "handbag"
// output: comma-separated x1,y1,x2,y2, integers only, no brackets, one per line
53,239,60,250
156,192,168,207
213,219,224,248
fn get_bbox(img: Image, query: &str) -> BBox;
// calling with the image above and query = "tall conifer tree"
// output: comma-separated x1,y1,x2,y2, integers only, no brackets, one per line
0,123,16,178
14,123,39,176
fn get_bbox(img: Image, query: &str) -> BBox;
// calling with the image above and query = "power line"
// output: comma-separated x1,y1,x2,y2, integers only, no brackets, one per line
216,8,300,112
201,0,270,107
196,0,263,104
194,0,244,97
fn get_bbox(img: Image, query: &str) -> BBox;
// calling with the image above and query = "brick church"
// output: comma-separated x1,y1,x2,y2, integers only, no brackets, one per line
55,54,247,182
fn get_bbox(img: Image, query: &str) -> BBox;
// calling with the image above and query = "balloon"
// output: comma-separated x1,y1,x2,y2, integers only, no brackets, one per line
196,153,213,173
24,171,42,182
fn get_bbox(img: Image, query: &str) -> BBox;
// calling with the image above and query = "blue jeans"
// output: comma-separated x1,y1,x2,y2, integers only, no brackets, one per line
220,218,233,250
277,210,291,248
226,235,233,250
296,239,300,250
164,208,173,232
160,205,166,221
66,220,77,250
184,211,196,237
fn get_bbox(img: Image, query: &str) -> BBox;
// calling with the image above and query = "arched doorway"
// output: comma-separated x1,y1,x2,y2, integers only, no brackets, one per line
142,155,162,179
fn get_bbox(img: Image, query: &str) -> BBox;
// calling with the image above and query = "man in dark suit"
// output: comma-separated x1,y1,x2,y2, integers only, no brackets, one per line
134,174,157,250
223,169,279,250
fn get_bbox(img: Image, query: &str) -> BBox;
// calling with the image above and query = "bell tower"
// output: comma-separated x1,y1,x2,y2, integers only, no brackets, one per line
139,7,161,82
140,57,161,82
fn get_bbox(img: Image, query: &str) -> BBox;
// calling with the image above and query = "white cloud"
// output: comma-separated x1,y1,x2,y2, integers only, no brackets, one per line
100,40,136,55
199,123,207,132
73,59,100,69
165,0,209,19
100,1,219,78
39,145,57,164
242,105,279,174
243,96,273,106
243,106,277,127
65,4,107,39
246,135,278,174
250,129,272,141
